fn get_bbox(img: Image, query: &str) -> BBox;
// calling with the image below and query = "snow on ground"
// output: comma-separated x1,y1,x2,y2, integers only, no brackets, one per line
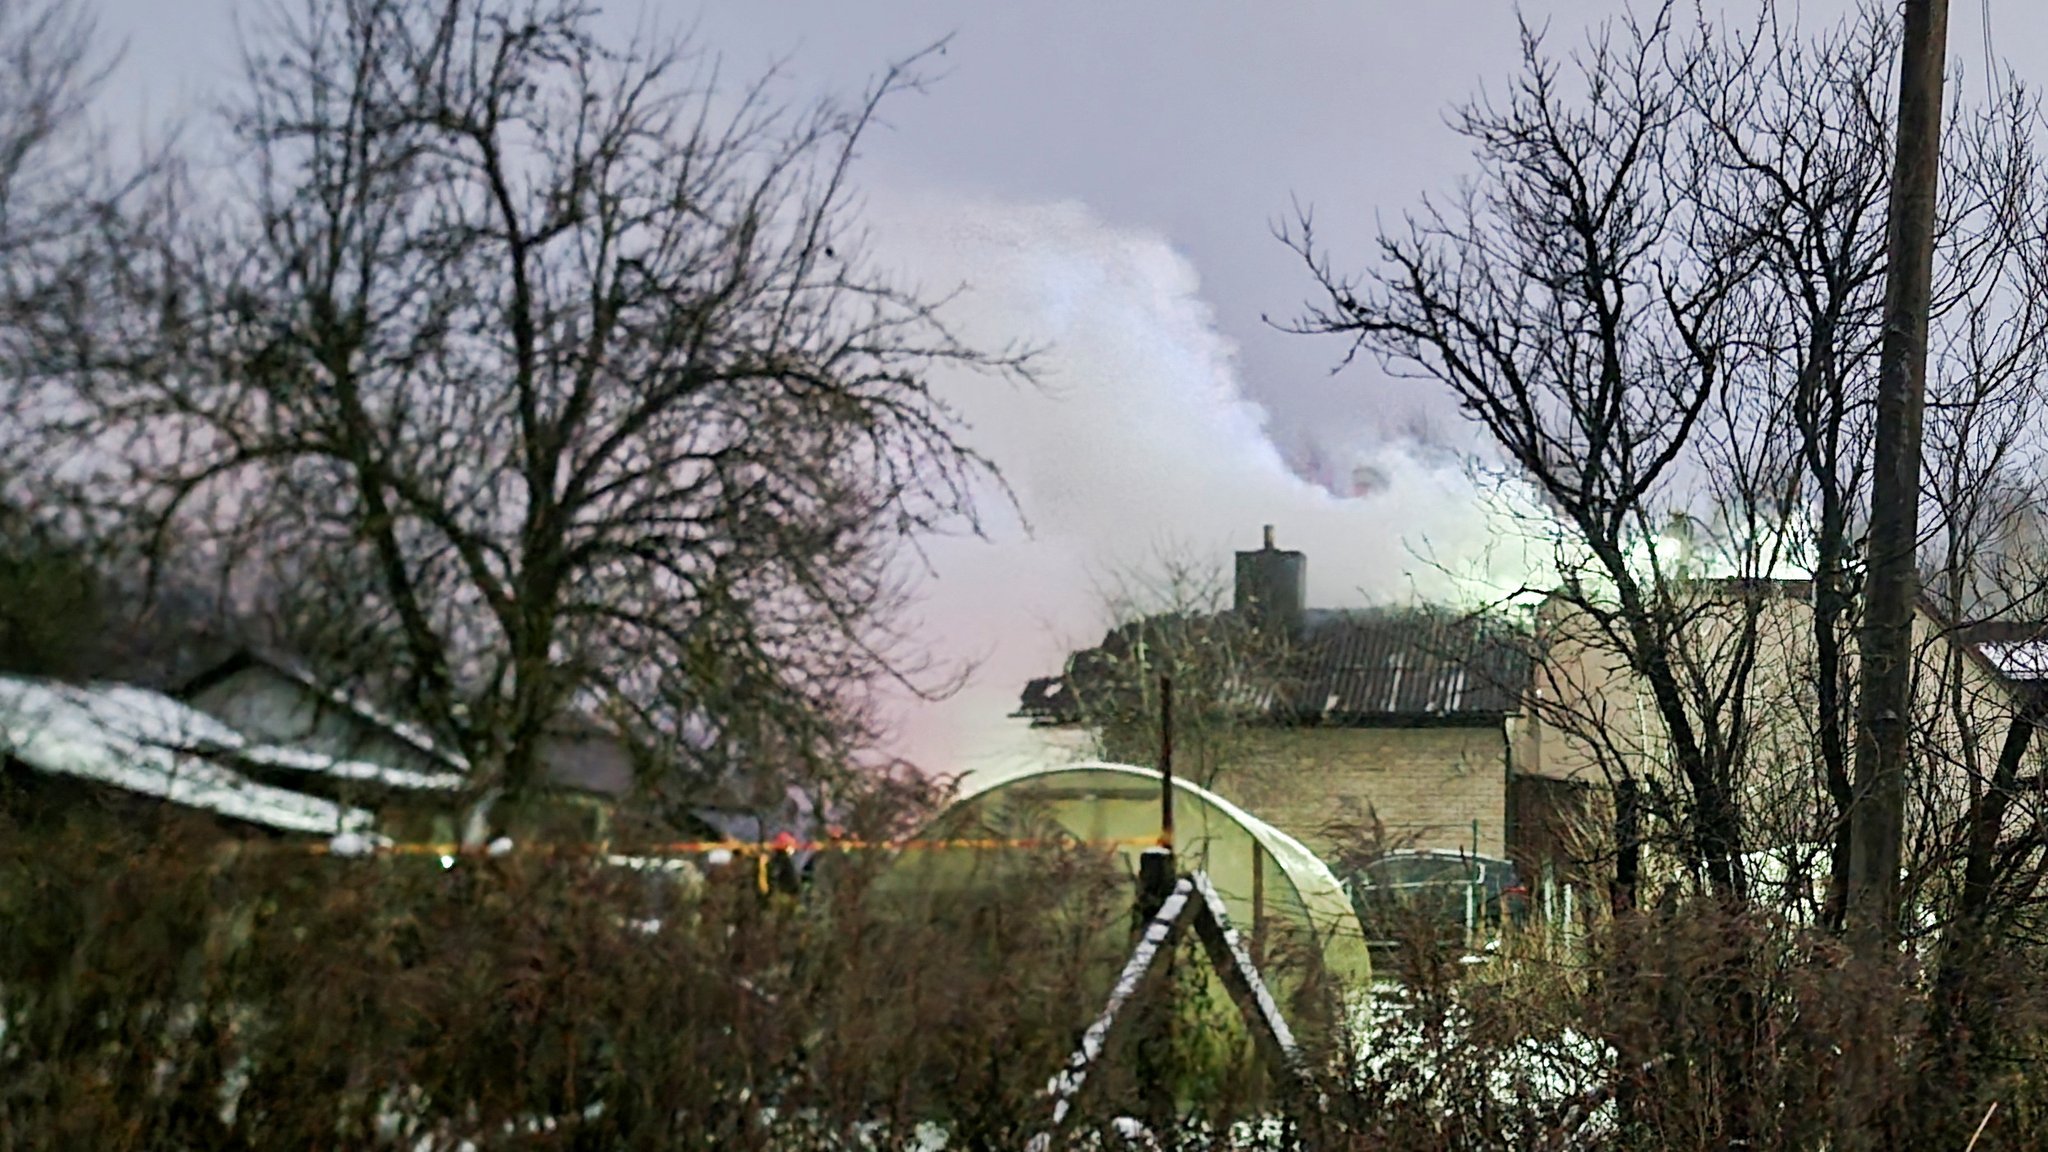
1350,983,1615,1142
372,983,1612,1151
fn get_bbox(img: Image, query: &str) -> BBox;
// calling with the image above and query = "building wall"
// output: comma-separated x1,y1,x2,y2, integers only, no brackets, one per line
1211,725,1509,864
1524,586,2045,862
1522,596,1664,788
1507,773,1600,884
539,732,634,798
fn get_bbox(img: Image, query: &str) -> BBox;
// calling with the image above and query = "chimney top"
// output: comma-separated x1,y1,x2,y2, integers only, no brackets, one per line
1236,525,1306,640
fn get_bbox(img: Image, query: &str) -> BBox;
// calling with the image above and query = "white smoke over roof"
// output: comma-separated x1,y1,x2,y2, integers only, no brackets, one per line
865,194,1546,778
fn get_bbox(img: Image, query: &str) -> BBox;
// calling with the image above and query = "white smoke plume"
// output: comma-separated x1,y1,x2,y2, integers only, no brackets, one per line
863,194,1543,780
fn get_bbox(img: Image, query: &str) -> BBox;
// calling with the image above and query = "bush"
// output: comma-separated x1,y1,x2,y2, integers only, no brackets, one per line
0,812,1306,1150
1299,899,2048,1152
19,810,2048,1149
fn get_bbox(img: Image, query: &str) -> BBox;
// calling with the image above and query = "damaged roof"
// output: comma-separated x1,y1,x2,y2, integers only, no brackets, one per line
1290,607,1531,719
1018,605,1532,727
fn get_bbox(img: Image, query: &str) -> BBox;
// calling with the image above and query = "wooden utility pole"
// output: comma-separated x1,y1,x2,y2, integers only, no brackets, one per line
1158,674,1175,849
1841,5,1951,1142
1848,0,1949,952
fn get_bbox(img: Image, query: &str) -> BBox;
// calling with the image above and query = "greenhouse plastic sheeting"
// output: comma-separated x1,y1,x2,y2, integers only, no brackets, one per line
891,761,1372,986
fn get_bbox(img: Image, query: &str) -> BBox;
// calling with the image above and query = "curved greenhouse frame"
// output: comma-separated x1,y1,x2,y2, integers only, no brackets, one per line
892,761,1372,985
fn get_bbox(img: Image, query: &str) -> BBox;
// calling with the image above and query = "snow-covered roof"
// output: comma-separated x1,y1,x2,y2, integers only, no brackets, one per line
237,743,467,792
0,676,377,835
1979,641,2048,681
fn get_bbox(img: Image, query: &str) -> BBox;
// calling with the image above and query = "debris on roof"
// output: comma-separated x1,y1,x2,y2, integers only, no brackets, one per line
1018,605,1531,726
1288,607,1524,718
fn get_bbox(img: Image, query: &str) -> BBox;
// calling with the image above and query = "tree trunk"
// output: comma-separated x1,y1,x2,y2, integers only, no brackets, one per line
1920,713,2035,1139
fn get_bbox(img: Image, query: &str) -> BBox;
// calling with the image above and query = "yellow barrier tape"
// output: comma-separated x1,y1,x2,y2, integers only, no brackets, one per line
295,835,1171,858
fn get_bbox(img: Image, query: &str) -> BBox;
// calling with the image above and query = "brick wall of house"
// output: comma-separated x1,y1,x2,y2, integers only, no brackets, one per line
1211,725,1509,865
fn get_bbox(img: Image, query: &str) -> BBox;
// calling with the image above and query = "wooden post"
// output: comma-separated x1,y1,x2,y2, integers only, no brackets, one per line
1029,875,1198,1152
1465,878,1477,949
1614,777,1640,916
1134,848,1176,962
1159,674,1175,850
1130,671,1177,1132
1029,871,1311,1151
1188,872,1305,1084
1138,848,1177,923
1143,673,1177,935
1133,847,1178,1129
1839,11,1949,1149
1251,844,1267,967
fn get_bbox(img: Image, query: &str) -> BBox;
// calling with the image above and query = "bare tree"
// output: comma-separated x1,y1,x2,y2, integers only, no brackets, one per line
1283,0,2047,907
1284,4,1764,903
1892,80,2048,1123
1285,3,2048,1138
0,0,103,260
1673,10,1896,930
0,0,124,679
64,0,1026,806
0,0,113,475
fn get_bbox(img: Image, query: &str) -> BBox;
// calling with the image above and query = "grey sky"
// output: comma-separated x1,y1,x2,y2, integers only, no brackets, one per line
86,0,2048,774
90,0,1697,456
97,0,2048,473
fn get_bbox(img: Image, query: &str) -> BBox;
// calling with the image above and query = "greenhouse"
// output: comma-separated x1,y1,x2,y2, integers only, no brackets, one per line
886,761,1373,986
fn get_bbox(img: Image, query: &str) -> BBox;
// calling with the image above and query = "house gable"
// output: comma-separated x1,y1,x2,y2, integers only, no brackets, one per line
182,653,467,779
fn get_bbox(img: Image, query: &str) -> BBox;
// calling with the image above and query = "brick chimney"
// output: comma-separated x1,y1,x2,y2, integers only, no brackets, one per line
1234,524,1306,640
